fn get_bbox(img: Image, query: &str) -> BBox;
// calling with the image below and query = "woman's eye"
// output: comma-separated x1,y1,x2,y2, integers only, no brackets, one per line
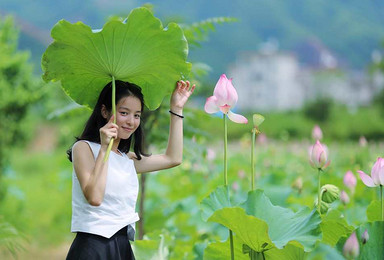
135,114,141,119
120,112,128,116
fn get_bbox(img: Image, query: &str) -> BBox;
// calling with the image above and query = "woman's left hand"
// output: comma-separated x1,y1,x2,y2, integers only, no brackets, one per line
170,80,195,112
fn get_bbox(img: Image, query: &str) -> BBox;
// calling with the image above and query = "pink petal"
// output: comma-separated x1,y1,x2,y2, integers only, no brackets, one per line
213,74,238,107
224,78,238,107
213,74,230,105
311,141,324,168
323,160,331,169
358,170,377,187
376,157,384,185
371,158,382,185
204,96,220,114
227,110,248,124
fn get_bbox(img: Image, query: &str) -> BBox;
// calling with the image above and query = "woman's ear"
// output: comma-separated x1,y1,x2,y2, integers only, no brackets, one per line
101,105,109,119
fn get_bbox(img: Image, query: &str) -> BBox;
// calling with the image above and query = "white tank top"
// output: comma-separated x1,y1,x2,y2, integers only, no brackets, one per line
71,141,139,239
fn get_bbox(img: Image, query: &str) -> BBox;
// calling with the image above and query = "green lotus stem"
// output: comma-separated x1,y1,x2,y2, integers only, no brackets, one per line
229,230,234,260
251,129,256,190
381,185,383,221
223,114,234,260
317,169,321,213
104,76,116,162
224,114,228,186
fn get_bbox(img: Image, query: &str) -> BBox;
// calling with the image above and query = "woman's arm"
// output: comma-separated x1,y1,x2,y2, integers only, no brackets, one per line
133,80,195,173
72,116,118,206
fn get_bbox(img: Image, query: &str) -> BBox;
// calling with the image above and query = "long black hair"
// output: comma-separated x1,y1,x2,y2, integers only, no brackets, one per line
67,80,148,161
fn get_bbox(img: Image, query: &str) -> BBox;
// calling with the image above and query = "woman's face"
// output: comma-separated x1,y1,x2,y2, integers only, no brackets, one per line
111,95,142,140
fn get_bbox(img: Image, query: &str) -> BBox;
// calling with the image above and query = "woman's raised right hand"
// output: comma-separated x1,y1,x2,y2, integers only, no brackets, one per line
99,115,118,148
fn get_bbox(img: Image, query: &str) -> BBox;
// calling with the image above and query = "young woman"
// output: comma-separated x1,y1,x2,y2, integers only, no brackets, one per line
66,80,195,259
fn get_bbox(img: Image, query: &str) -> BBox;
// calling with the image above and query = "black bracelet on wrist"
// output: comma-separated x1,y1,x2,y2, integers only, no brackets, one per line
169,110,184,118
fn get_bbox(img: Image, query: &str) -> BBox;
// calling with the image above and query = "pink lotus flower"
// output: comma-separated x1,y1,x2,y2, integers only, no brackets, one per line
309,141,330,170
204,74,248,124
340,190,350,205
359,136,367,147
343,232,359,258
311,125,323,140
343,171,357,190
358,157,384,187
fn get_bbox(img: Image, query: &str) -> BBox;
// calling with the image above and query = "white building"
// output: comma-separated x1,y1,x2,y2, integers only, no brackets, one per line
229,50,305,111
227,44,383,112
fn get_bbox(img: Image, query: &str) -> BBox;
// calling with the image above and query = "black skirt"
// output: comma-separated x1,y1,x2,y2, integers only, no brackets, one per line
66,226,135,260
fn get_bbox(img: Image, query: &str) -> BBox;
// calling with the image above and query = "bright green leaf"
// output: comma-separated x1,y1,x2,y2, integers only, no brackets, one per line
132,234,169,260
200,185,231,221
366,200,382,222
240,189,322,251
264,244,305,260
204,238,249,260
42,7,191,110
356,221,384,260
208,207,274,252
320,210,354,246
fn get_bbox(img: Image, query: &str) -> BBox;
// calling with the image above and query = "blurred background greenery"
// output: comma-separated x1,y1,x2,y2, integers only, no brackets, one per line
1,1,384,259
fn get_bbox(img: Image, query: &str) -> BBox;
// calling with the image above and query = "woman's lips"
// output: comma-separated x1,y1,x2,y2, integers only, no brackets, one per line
122,127,133,132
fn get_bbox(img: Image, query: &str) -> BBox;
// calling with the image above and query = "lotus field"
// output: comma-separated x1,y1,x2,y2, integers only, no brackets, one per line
129,75,384,259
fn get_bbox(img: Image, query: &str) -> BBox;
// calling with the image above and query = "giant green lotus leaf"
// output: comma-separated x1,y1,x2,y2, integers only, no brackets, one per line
208,207,275,253
320,210,354,246
366,200,382,222
203,238,249,260
356,221,384,259
200,185,231,221
42,7,191,110
240,189,322,251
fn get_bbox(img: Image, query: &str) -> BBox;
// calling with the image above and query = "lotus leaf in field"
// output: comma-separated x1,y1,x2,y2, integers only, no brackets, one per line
320,210,354,246
240,190,322,251
366,200,382,221
42,7,191,110
355,221,384,259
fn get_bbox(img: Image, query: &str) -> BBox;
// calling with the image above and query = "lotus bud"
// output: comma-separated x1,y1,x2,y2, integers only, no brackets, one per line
343,232,359,259
292,177,303,193
361,229,369,245
340,190,350,205
321,184,340,203
309,141,330,170
232,182,239,191
237,170,245,179
359,136,367,147
206,148,216,161
343,171,357,191
315,198,330,214
312,125,323,140
256,133,267,145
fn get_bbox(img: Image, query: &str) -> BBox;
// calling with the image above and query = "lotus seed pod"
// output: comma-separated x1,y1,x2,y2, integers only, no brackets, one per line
321,184,340,203
252,114,265,128
315,198,330,214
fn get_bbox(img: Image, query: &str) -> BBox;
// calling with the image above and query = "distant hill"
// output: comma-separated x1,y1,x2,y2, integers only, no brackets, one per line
1,0,383,76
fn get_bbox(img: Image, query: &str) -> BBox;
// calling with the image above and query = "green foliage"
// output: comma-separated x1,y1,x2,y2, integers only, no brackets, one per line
356,222,384,259
372,88,384,116
366,200,381,222
181,17,237,48
303,98,333,122
0,217,25,258
320,210,354,246
0,16,41,172
42,7,191,110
